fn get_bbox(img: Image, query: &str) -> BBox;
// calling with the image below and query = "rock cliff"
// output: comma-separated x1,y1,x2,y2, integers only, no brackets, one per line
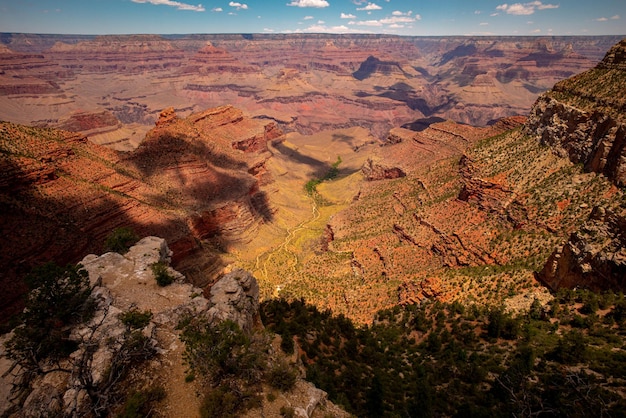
524,39,626,186
539,207,626,291
0,106,282,321
524,38,626,291
0,238,344,418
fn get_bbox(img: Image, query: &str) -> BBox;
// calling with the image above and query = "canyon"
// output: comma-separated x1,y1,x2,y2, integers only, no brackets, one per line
1,32,626,417
0,33,621,150
1,34,625,324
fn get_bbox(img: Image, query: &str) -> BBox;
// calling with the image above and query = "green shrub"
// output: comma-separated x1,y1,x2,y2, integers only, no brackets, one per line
201,383,261,418
119,309,153,330
267,361,298,392
118,385,166,418
4,262,94,371
280,406,296,418
280,332,295,354
152,262,174,286
177,317,267,384
104,227,139,253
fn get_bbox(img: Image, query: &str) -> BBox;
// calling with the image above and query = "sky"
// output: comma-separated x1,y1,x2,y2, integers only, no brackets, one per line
0,0,625,36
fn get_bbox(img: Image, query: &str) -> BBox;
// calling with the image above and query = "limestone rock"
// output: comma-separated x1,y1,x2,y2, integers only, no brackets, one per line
539,206,626,291
524,95,626,186
524,38,626,186
207,269,260,334
361,157,406,181
294,385,327,418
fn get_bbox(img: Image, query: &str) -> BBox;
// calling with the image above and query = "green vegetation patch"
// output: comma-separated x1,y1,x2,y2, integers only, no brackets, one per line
261,291,626,417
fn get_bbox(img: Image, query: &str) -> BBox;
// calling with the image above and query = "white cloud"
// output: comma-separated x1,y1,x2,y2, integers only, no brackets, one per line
284,24,370,34
303,15,314,19
349,19,383,26
379,16,416,24
357,3,382,11
341,12,357,19
611,15,621,20
211,7,222,12
131,0,205,12
392,10,412,17
264,28,275,32
496,1,558,16
480,22,488,26
229,1,248,10
347,11,419,28
318,20,325,24
287,0,330,8
474,10,481,15
595,17,608,22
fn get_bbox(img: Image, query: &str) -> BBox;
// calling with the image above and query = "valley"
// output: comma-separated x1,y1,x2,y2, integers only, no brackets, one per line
1,31,626,417
1,34,625,324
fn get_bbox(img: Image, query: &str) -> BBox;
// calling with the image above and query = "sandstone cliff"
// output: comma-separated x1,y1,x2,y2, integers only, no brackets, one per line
524,39,626,292
524,39,626,186
0,106,282,321
539,207,626,291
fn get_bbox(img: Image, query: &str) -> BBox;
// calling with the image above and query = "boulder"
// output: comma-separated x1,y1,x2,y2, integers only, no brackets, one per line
207,269,261,334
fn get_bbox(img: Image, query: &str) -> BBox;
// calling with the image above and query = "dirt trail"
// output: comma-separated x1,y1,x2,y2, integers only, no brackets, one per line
256,195,320,292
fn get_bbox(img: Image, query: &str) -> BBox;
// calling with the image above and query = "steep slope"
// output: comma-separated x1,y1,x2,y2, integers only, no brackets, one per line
254,40,626,323
0,106,282,321
525,39,626,291
525,39,626,186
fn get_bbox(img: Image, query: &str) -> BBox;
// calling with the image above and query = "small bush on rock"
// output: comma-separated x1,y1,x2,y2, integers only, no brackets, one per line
119,309,153,330
267,360,298,392
104,227,139,254
152,262,174,286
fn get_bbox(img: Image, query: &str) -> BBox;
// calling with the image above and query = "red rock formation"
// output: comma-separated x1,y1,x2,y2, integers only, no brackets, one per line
0,106,282,322
53,110,121,133
181,43,259,75
539,206,626,291
361,157,406,181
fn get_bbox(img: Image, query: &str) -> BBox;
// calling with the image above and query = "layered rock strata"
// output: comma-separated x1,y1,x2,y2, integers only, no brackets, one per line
524,39,626,186
0,106,282,321
539,207,626,291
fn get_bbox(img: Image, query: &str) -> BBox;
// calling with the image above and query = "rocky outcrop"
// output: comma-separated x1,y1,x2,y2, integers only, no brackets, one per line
1,238,345,417
0,237,207,417
524,38,626,186
53,110,121,135
397,277,448,306
207,269,260,334
361,157,406,181
539,207,626,291
525,95,626,186
155,106,178,128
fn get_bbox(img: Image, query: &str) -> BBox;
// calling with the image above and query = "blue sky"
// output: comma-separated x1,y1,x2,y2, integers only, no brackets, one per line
1,0,624,36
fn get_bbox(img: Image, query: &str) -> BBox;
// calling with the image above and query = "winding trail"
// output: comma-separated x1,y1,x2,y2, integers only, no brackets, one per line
255,194,321,290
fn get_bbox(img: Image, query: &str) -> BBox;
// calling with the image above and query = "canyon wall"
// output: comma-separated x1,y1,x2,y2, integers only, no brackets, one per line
0,106,282,321
524,39,626,291
0,34,621,146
